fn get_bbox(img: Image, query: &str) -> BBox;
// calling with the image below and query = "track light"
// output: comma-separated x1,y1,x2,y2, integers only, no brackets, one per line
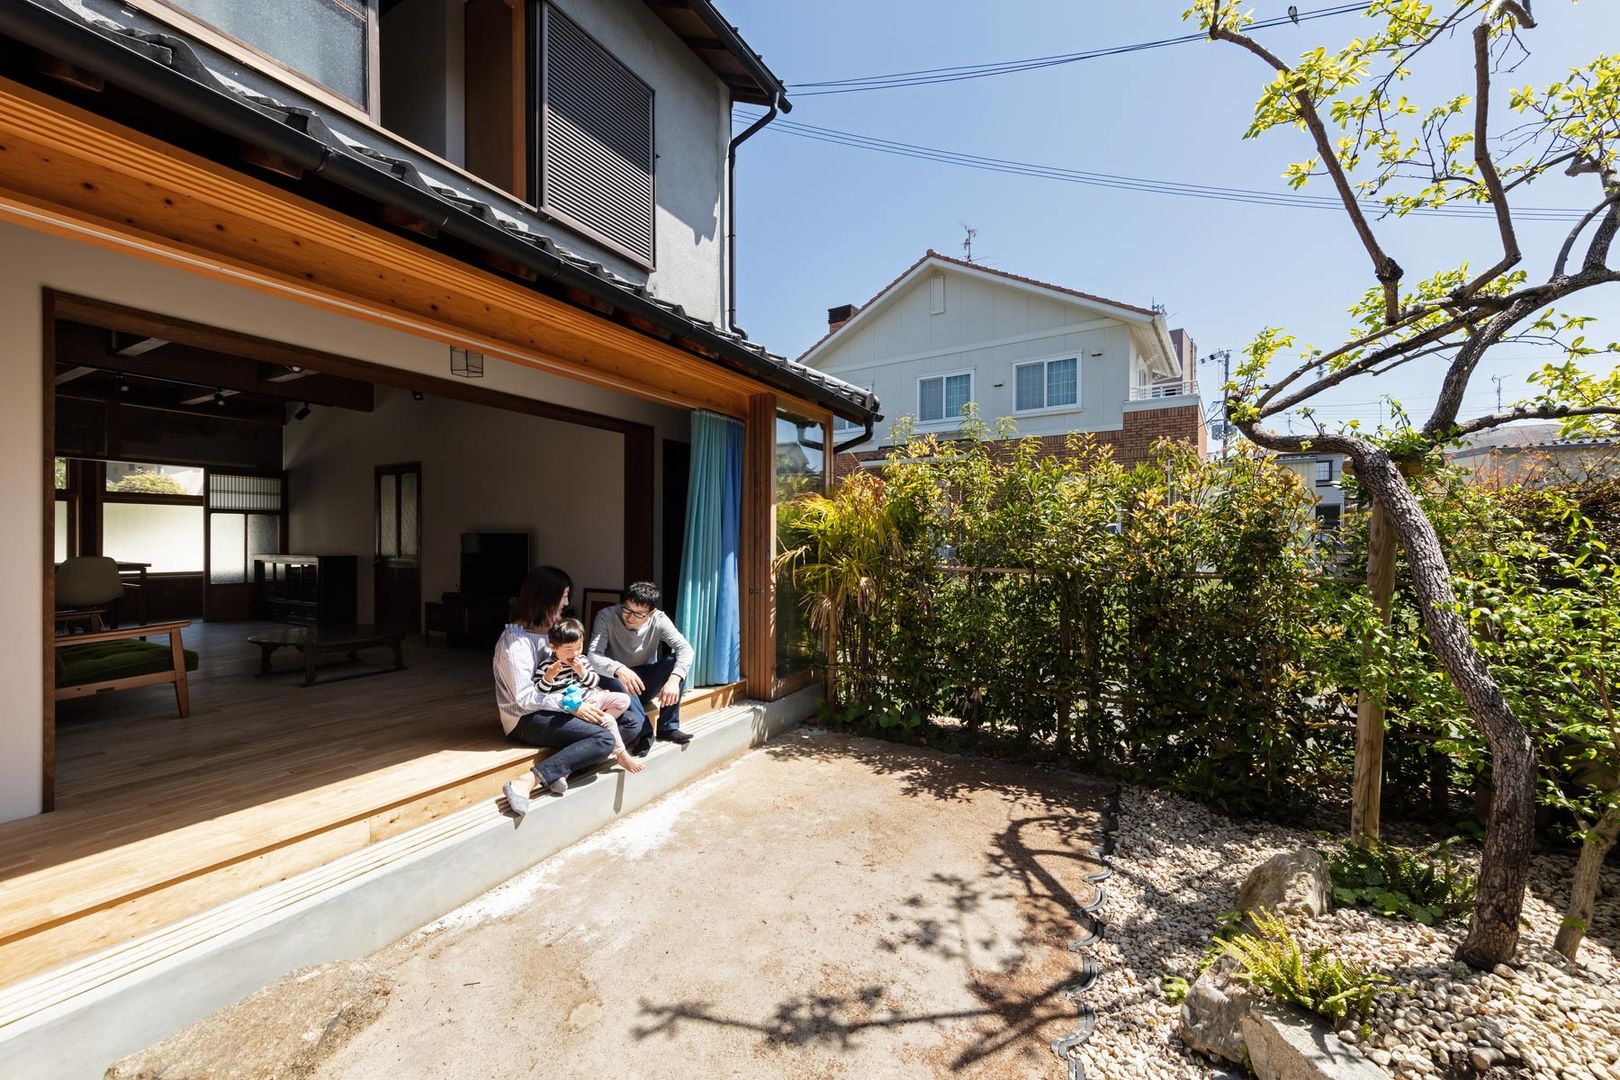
213,389,227,407
411,390,424,402
294,402,312,421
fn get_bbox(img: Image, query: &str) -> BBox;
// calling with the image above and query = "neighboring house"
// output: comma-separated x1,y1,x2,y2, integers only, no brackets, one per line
0,1,877,1070
1277,451,1349,530
1447,424,1619,486
799,250,1205,473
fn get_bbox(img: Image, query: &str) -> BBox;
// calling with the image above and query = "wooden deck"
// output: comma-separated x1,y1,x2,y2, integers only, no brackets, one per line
0,621,742,986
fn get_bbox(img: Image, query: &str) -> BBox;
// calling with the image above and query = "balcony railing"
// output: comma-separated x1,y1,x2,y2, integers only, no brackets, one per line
1130,380,1200,400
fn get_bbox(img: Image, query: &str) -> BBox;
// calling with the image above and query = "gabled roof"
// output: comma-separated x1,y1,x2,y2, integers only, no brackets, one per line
798,249,1177,376
0,0,873,419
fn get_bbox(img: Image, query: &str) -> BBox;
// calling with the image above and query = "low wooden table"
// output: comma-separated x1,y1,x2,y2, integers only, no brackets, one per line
247,624,407,687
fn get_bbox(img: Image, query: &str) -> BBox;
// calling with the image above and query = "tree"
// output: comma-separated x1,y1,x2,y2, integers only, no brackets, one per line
1188,0,1620,967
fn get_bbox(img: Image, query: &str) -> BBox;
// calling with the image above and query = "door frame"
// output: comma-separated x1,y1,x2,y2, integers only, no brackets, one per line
374,461,423,632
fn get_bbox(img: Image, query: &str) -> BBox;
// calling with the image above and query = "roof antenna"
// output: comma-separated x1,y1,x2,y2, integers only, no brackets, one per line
960,222,978,264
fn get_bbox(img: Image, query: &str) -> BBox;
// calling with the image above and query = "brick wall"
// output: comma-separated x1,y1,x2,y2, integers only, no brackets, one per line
834,402,1206,478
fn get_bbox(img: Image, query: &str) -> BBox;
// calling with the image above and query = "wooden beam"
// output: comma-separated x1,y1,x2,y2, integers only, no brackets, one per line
742,393,776,700
0,77,800,419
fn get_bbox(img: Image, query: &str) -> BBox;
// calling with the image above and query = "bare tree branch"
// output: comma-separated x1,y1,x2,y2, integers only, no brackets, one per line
1207,13,1405,323
1457,20,1522,299
1452,402,1620,436
1554,192,1620,278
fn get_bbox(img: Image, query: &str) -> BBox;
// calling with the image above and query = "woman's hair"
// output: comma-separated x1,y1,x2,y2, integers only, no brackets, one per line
514,565,572,630
548,617,585,646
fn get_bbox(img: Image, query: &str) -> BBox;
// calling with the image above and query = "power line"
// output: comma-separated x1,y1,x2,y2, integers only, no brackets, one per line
740,117,1588,222
790,3,1366,96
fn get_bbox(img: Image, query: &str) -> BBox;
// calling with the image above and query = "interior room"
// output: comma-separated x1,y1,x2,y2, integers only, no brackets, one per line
9,294,760,975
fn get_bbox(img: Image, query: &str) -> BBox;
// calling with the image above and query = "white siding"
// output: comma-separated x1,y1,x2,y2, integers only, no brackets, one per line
813,267,1141,443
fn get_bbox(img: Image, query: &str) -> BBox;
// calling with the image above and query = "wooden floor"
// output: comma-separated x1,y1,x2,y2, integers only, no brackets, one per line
0,620,743,986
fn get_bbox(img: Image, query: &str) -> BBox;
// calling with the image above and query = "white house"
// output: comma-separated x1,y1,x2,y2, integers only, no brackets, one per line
1277,451,1349,530
800,250,1206,469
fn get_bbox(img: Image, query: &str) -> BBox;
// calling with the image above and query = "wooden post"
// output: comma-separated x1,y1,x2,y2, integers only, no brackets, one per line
1352,498,1398,845
742,394,777,701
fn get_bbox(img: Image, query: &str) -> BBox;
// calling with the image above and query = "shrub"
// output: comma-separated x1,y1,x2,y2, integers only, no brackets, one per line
1327,839,1476,925
1220,910,1393,1025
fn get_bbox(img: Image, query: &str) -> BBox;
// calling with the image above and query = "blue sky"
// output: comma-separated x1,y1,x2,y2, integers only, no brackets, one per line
723,1,1620,433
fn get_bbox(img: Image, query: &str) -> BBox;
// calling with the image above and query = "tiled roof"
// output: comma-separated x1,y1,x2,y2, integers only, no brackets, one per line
3,0,875,419
799,248,1162,361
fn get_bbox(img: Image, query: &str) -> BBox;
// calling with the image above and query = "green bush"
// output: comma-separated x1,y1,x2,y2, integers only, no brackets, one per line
1328,839,1476,925
1220,910,1393,1025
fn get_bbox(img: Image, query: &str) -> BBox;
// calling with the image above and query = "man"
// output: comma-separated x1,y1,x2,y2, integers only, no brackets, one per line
587,581,695,746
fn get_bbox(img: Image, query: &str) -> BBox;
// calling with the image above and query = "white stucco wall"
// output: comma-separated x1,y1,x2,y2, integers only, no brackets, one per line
0,219,688,823
284,388,626,621
812,268,1143,445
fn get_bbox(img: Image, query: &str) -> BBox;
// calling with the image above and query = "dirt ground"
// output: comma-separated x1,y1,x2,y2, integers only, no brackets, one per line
109,731,1112,1080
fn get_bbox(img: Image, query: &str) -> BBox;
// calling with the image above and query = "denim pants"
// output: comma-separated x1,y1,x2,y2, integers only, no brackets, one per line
631,654,685,733
513,677,650,785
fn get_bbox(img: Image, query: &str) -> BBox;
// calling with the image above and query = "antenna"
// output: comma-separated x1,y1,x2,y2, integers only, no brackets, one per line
960,222,978,263
1492,373,1506,412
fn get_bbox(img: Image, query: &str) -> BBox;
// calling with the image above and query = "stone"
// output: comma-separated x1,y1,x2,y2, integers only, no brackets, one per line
1235,848,1334,922
1241,1003,1392,1080
1179,955,1254,1065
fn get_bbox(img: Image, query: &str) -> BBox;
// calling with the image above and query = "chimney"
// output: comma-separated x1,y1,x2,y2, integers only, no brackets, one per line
1169,328,1196,371
827,303,859,333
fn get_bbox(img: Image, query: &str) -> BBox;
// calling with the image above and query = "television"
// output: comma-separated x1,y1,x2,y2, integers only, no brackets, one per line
460,532,529,601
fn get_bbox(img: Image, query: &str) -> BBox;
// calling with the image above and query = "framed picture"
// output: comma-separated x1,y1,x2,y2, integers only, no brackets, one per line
581,588,620,630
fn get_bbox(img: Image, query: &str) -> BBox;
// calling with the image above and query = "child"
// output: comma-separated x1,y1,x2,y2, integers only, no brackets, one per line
538,618,644,776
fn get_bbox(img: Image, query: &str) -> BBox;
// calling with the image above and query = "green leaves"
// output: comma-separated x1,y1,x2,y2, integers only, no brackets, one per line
1328,838,1477,924
1221,909,1395,1024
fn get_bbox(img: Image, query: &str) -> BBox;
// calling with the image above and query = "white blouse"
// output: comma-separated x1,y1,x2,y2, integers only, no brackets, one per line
492,623,567,735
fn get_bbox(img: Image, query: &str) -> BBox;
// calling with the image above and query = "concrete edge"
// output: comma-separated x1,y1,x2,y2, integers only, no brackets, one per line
0,685,820,1080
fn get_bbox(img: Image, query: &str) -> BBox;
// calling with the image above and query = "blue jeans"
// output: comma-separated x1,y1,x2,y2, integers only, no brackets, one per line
512,677,651,785
630,654,685,734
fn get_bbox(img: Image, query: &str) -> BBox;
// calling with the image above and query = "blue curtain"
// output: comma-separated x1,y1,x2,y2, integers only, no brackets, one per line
675,411,744,685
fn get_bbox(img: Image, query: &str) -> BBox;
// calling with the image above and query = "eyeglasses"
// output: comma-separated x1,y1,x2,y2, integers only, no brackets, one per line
621,607,654,622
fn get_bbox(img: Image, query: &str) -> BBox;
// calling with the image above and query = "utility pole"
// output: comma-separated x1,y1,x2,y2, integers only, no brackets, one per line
1492,374,1506,412
1199,349,1233,456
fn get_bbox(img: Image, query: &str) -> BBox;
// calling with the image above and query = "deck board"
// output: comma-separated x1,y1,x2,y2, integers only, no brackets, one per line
0,620,742,982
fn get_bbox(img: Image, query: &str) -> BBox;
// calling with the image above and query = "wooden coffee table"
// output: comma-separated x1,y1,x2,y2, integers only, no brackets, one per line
248,624,407,686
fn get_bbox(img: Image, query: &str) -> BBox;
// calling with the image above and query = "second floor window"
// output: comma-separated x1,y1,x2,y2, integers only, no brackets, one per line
1015,357,1079,411
919,373,972,423
151,0,373,108
1316,459,1337,485
535,3,656,268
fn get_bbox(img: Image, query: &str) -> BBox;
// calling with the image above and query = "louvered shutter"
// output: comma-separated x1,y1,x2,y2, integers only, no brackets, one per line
540,3,656,267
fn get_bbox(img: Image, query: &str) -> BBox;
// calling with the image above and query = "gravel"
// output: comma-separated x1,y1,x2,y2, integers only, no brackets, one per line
1078,786,1620,1079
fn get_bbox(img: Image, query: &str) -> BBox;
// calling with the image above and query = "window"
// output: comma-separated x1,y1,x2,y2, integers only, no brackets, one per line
775,412,827,682
101,461,207,573
1315,459,1337,486
1014,357,1079,412
535,3,656,266
138,0,375,109
1315,504,1342,531
834,415,862,433
918,372,972,424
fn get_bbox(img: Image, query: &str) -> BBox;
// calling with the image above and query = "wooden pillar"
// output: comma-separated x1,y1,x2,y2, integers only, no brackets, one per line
1351,498,1398,845
742,394,776,700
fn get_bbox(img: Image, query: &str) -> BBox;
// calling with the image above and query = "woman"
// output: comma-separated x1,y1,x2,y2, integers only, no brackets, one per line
493,565,649,815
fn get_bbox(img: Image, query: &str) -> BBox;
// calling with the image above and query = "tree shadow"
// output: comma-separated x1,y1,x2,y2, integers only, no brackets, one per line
634,733,1117,1071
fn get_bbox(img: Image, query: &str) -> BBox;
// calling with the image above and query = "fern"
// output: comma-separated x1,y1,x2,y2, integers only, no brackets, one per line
1220,910,1393,1024
1328,839,1476,925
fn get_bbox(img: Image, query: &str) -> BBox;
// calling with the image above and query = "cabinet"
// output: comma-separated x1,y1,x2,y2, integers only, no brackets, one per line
254,555,358,625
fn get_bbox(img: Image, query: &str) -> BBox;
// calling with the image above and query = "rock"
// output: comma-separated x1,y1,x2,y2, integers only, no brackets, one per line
1236,848,1333,922
1178,955,1254,1065
1240,1003,1390,1079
